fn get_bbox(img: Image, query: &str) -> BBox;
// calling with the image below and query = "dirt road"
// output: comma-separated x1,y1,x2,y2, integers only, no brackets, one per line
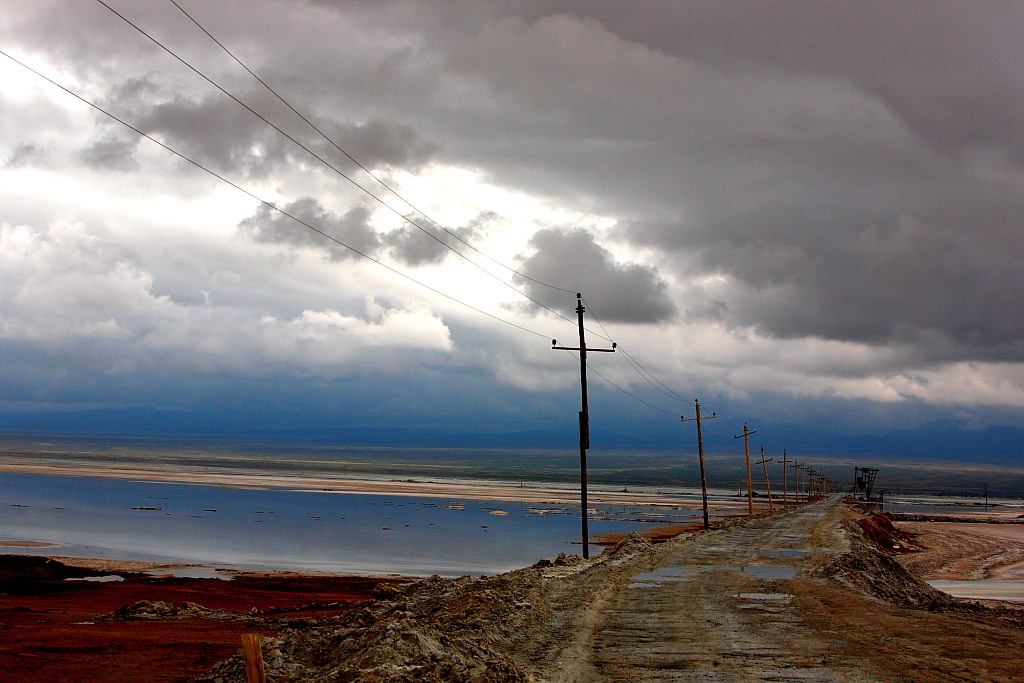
550,500,869,682
544,499,1022,683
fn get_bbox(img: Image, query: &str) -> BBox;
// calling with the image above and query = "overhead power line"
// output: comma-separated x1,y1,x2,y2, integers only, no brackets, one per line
110,1,696,419
581,296,689,403
93,0,578,331
0,48,555,343
168,0,576,297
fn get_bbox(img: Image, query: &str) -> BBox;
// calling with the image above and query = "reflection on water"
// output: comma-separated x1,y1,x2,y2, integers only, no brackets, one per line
0,472,711,576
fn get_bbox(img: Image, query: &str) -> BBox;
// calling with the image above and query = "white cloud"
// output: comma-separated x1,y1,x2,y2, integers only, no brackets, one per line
256,304,453,365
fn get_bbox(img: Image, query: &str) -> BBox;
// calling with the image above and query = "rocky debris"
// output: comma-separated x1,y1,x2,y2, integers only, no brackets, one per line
103,599,224,621
857,511,920,552
191,536,663,683
530,552,583,569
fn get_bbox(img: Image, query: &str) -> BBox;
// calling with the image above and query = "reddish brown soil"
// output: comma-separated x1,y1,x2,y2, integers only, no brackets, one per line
0,555,400,683
594,520,707,545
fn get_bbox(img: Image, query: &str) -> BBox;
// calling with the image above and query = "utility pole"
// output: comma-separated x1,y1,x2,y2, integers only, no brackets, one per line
791,460,801,503
733,423,757,516
781,449,788,506
552,293,615,559
758,446,774,511
682,399,716,529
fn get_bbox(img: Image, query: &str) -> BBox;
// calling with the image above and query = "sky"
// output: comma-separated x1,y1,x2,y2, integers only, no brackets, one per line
2,1,1024,458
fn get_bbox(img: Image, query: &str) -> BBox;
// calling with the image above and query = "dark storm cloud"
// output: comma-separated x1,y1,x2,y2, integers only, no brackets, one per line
5,142,52,168
238,197,379,260
388,0,1024,363
383,212,485,267
78,133,139,171
77,73,436,179
320,119,437,173
620,143,1024,361
513,228,674,324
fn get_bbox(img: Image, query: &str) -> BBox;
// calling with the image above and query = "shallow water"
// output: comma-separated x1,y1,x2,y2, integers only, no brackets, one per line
881,495,1024,517
0,472,708,576
928,579,1024,603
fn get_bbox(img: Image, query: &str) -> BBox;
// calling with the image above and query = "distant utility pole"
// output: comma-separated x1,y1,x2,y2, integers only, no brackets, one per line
781,449,789,505
791,460,801,503
758,446,774,512
733,423,757,516
682,399,716,529
552,293,615,560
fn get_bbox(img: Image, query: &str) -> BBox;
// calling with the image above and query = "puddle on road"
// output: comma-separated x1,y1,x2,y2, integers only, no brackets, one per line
743,566,797,580
628,566,699,588
629,563,795,588
759,549,807,558
737,592,794,608
738,592,794,601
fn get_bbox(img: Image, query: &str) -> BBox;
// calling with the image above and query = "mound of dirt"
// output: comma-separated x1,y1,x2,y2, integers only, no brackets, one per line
103,599,221,620
195,571,546,682
817,512,952,609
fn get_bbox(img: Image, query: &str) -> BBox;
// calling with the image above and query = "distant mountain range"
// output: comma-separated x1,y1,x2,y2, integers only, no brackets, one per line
0,406,1021,465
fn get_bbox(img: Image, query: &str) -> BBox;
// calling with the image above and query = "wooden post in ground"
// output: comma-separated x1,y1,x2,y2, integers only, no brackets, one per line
241,633,266,683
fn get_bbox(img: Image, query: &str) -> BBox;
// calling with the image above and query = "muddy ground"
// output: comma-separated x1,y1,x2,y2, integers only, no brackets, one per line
3,499,1023,682
0,556,401,683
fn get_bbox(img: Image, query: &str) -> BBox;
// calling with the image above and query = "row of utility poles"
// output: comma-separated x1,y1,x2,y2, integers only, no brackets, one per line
683,404,835,529
554,293,836,557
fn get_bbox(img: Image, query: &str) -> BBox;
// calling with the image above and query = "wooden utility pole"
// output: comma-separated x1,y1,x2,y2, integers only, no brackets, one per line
682,399,716,529
781,449,788,505
758,446,774,511
552,293,615,559
791,460,801,503
733,423,756,516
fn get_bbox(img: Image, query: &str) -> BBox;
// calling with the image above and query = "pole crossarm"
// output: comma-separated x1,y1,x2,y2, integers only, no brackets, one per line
551,344,616,352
